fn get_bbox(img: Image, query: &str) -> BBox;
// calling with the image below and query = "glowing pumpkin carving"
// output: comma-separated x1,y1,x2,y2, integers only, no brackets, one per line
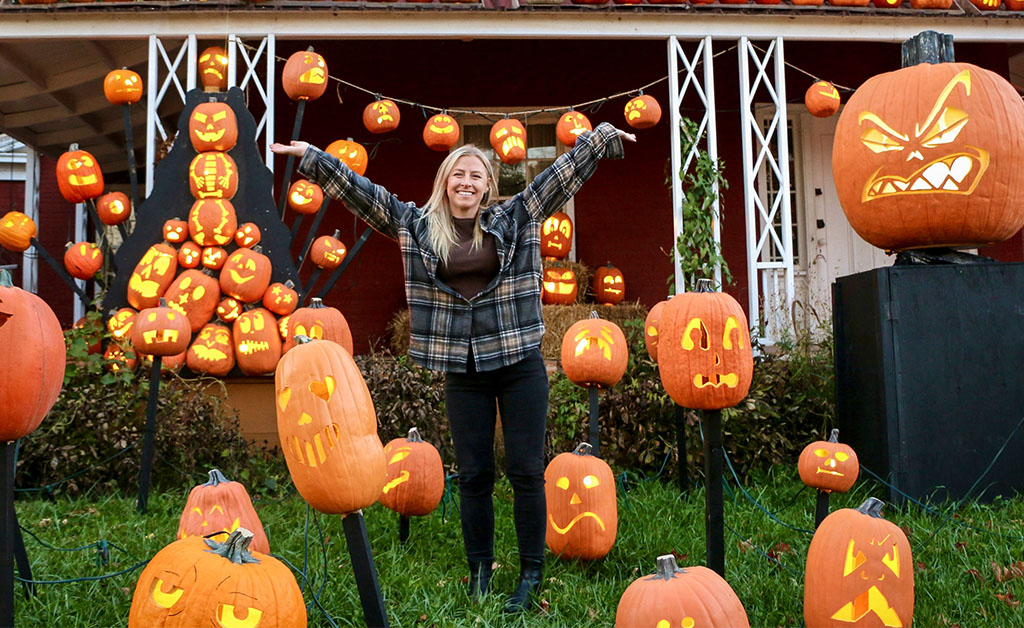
189,152,238,200
545,442,617,561
219,247,272,303
489,119,527,165
311,230,347,271
104,342,137,373
423,114,460,152
234,223,261,249
556,110,593,148
287,180,324,215
799,429,860,494
805,80,841,118
541,211,573,259
541,267,578,305
177,469,269,554
130,299,191,357
378,427,444,517
282,49,328,102
107,307,138,341
189,199,238,247
56,149,104,203
363,99,401,134
96,192,132,226
217,297,242,323
63,241,103,280
103,68,143,105
177,242,202,269
164,269,221,332
644,300,668,361
202,246,228,270
233,307,282,376
186,323,235,377
623,94,662,130
198,46,229,91
163,218,188,244
592,263,625,306
127,243,178,310
262,281,299,317
325,139,368,176
282,298,354,355
0,211,36,253
560,313,628,389
189,101,238,153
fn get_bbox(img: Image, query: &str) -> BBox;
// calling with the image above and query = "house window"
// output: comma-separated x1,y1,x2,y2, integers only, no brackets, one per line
0,135,27,182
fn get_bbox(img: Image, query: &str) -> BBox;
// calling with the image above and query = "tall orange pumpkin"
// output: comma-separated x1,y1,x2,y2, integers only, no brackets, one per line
545,442,617,561
378,427,445,517
560,313,628,389
282,49,328,101
233,307,282,376
489,118,527,165
177,469,269,553
197,46,229,91
127,243,178,310
56,148,104,203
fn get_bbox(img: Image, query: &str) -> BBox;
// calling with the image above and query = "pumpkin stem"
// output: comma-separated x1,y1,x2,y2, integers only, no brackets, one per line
588,310,599,320
857,497,886,519
294,335,313,345
308,298,326,309
158,297,168,308
205,469,229,487
0,269,11,288
901,30,955,67
332,229,341,239
407,427,424,443
695,278,715,293
205,528,260,564
285,279,295,289
828,428,840,443
648,554,685,581
572,442,593,457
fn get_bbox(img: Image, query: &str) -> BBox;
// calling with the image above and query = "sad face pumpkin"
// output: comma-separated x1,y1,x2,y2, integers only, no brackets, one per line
545,443,617,561
363,99,400,134
556,111,593,148
198,46,229,91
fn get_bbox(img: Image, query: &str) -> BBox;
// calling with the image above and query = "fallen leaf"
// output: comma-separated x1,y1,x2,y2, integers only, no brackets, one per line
916,561,927,572
966,568,982,583
539,598,550,614
992,561,1024,583
738,539,754,554
955,541,968,552
671,550,688,563
995,591,1019,607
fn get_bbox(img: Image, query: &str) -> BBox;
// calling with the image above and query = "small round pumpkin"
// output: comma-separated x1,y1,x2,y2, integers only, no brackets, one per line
545,442,617,561
541,266,578,305
798,429,860,493
282,49,329,102
103,342,138,373
233,307,282,376
186,323,235,377
201,246,228,271
164,269,221,332
644,299,668,361
96,192,132,226
130,298,191,357
0,211,36,253
422,113,460,152
310,230,347,271
63,241,103,280
103,68,143,105
262,281,299,317
556,110,593,147
287,180,324,215
805,80,841,118
592,263,625,306
188,199,237,247
489,118,527,165
162,218,189,245
560,312,628,389
107,307,138,341
234,223,261,249
188,100,238,153
378,427,445,517
623,94,662,130
325,139,368,176
363,98,401,134
177,242,202,269
217,297,243,323
219,247,272,303
177,469,269,553
56,148,104,203
282,298,353,355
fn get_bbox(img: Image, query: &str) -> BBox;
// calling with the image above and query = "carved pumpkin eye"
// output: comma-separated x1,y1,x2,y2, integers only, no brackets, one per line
582,474,600,489
150,576,184,609
682,318,711,351
722,316,743,350
388,448,412,464
216,603,263,628
277,388,291,411
814,448,830,458
834,452,850,462
555,477,570,490
308,376,335,402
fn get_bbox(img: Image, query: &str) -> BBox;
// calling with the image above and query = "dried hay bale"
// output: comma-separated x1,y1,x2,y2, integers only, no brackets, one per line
541,301,648,361
386,307,410,356
542,258,591,305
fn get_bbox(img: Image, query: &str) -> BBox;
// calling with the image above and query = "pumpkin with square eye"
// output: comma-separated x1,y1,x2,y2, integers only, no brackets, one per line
233,307,282,376
189,101,238,153
189,152,238,200
63,241,103,280
282,49,328,101
186,323,235,376
130,298,191,357
541,267,578,305
311,230,347,271
556,111,593,148
0,211,36,253
163,218,189,245
234,223,261,249
177,242,202,269
274,336,387,514
202,246,228,271
287,180,324,215
378,427,444,517
560,313,628,389
592,263,625,306
197,45,229,91
217,297,242,323
541,211,573,260
127,243,178,310
623,94,662,130
97,192,132,226
363,99,401,134
108,307,138,341
423,114,460,152
104,342,138,374
545,442,617,561
282,298,354,355
177,469,269,554
805,81,841,118
220,247,272,303
262,281,298,317
57,148,104,203
103,68,143,105
189,199,238,247
489,119,527,165
325,139,368,176
644,300,668,362
127,528,305,628
799,429,860,494
165,269,221,332
804,497,914,628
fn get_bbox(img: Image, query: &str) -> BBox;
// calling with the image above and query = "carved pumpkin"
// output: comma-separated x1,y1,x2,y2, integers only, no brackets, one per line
378,427,445,517
657,281,753,410
202,246,228,270
541,267,578,305
805,81,841,118
234,223,261,249
262,281,298,317
0,269,66,441
233,307,282,376
189,101,238,153
541,211,573,259
623,94,662,130
103,68,143,105
833,62,1024,252
57,149,104,203
127,528,305,628
217,297,242,323
644,300,668,362
282,49,328,101
189,199,238,247
615,554,751,628
545,442,617,561
274,336,387,514
96,192,132,226
278,315,292,342
282,298,354,355
592,263,625,306
287,180,324,215
0,211,36,253
556,111,593,148
325,139,368,176
310,230,347,271
63,241,103,280
164,269,221,332
219,247,272,303
186,323,235,377
197,46,229,91
127,243,178,310
177,242,202,269
103,342,138,373
177,469,269,553
560,313,628,389
163,218,189,245
363,99,401,134
107,307,138,341
907,0,951,6
489,119,527,165
130,298,191,357
189,152,239,201
423,114,460,152
804,498,914,628
799,429,860,494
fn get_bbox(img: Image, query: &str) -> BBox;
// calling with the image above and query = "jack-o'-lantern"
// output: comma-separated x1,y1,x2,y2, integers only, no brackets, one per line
423,114,460,152
165,269,220,332
217,297,242,323
615,554,751,628
287,180,324,215
198,45,229,91
163,218,188,244
177,242,202,269
556,111,593,148
363,99,401,134
96,192,132,226
220,247,271,303
189,152,238,200
56,148,104,203
274,336,387,514
63,241,103,280
804,498,914,628
325,139,368,176
278,315,291,342
489,119,527,165
202,246,228,270
234,223,261,248
545,442,617,561
262,281,298,317
177,469,269,553
282,298,353,355
657,280,753,410
233,307,282,376
282,49,328,101
644,300,668,361
107,307,138,341
541,211,573,259
805,81,841,118
186,323,235,377
103,68,143,105
127,529,305,628
189,199,237,247
799,429,860,494
378,427,444,517
560,313,628,389
833,62,1024,251
103,342,137,373
130,298,191,357
310,230,347,271
592,263,625,306
188,101,238,153
0,211,36,253
127,243,178,310
624,94,662,130
542,267,578,305
828,0,869,6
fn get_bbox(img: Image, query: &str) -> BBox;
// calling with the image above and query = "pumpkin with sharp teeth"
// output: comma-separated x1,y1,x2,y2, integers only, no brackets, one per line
363,99,401,134
286,180,324,215
541,267,578,305
189,101,238,153
592,263,625,306
108,307,138,341
540,211,573,260
560,313,628,389
0,211,36,253
325,139,368,176
623,94,662,130
56,148,104,203
545,442,617,561
163,218,189,244
643,300,668,362
799,429,860,494
189,152,238,200
64,241,103,280
165,269,221,332
422,114,460,152
130,298,191,357
127,243,178,310
189,199,238,247
556,111,593,148
220,247,272,303
282,298,353,355
378,427,444,517
262,281,298,317
176,469,269,554
310,230,347,271
197,45,229,91
234,223,261,249
233,307,281,376
96,192,132,226
282,49,329,102
202,246,228,271
177,242,202,269
489,119,527,165
186,323,235,376
103,68,143,105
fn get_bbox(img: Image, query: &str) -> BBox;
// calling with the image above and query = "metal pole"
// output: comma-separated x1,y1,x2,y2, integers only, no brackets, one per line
295,198,330,268
588,387,600,457
136,356,162,514
122,103,141,216
667,36,684,295
29,238,90,307
341,512,389,627
815,491,830,529
674,404,688,492
0,442,13,628
703,409,724,577
315,227,373,300
398,515,410,545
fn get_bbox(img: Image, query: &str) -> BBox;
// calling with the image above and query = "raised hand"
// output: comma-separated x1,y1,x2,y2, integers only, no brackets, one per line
270,140,310,158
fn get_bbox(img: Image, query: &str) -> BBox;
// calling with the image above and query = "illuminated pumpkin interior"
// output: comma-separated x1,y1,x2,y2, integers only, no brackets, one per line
549,472,606,535
830,536,904,626
681,315,744,389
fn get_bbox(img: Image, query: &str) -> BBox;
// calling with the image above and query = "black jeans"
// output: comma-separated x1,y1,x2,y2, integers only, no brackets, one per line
445,349,549,564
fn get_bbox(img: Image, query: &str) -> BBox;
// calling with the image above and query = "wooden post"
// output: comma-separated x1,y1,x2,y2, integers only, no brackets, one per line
703,409,724,577
341,511,389,627
136,356,162,514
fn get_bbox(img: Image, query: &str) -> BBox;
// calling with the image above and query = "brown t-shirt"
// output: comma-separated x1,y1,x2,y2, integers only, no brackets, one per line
437,216,499,300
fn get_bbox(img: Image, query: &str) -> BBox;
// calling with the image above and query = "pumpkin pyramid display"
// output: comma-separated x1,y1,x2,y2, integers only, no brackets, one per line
378,427,445,517
798,429,860,494
177,469,270,553
804,497,914,628
560,312,628,389
545,442,617,561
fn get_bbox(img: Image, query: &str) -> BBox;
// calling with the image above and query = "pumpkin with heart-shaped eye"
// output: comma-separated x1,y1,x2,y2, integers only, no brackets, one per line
287,180,324,215
188,100,238,153
274,336,387,514
201,246,228,271
96,192,132,226
0,211,36,253
164,269,221,333
130,298,191,358
798,429,860,494
56,148,104,203
197,45,229,91
188,152,238,201
560,312,628,389
233,307,282,376
234,222,261,249
107,307,138,341
219,247,272,303
805,81,841,118
127,528,305,628
310,230,347,271
423,114,460,152
541,266,578,305
262,280,298,317
615,554,751,628
623,94,662,130
189,199,238,247
489,118,527,165
162,218,189,245
103,341,138,374
282,298,353,355
540,211,573,260
103,68,143,105
643,300,669,362
216,297,243,323
592,263,625,306
378,427,444,518
127,243,178,310
186,323,235,377
282,48,328,102
325,139,368,176
177,242,202,269
545,442,617,561
363,98,401,134
176,469,269,553
556,110,593,148
63,241,103,280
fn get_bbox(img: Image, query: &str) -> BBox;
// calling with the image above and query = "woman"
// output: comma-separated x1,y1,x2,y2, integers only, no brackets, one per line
271,121,634,613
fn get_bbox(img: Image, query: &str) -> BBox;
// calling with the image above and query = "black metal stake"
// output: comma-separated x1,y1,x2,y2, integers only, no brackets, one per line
815,490,831,529
289,214,305,244
703,409,724,577
29,238,90,309
298,268,322,305
277,100,308,219
674,404,688,492
122,103,141,214
588,387,600,457
0,442,13,628
316,227,373,300
136,356,162,514
341,511,389,628
295,198,331,268
398,515,410,545
6,444,31,600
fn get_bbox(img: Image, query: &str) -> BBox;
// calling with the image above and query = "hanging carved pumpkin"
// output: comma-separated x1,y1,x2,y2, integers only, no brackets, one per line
325,139,368,176
103,342,138,373
560,313,628,389
63,241,103,280
0,269,66,441
234,222,261,249
833,62,1024,252
615,554,751,627
189,152,239,200
282,298,354,355
423,114,460,152
310,230,347,271
220,247,272,303
556,111,593,148
378,427,445,517
130,298,191,357
201,246,228,271
164,269,221,332
216,297,242,323
127,243,178,310
163,218,189,245
287,180,324,215
274,336,387,514
233,307,282,376
56,149,104,204
623,94,662,130
188,101,238,153
545,442,617,561
804,498,914,628
107,307,138,341
540,211,573,259
262,281,299,317
798,429,860,494
489,119,527,165
541,267,578,305
128,529,305,628
177,469,269,554
177,242,202,269
657,281,753,410
805,81,841,118
188,199,238,247
0,211,36,253
363,99,401,134
96,192,132,226
644,300,668,362
103,68,143,105
592,263,625,306
197,46,229,91
282,49,329,101
186,323,235,377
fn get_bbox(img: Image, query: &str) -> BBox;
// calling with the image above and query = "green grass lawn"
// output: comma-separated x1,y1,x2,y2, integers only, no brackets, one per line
10,466,1024,627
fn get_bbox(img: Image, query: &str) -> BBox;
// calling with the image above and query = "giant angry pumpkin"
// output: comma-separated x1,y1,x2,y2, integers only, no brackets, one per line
63,241,103,280
282,49,328,102
189,199,237,247
177,469,269,554
274,336,387,514
560,313,628,389
423,114,460,152
325,139,368,177
799,429,860,494
833,62,1024,252
56,149,104,204
127,243,178,310
378,427,445,517
363,99,401,134
189,101,238,153
96,192,132,226
130,299,191,357
541,211,573,259
186,323,235,377
0,211,36,253
542,266,578,305
556,111,593,148
282,298,353,355
233,307,282,376
103,68,143,105
592,263,625,306
189,152,239,200
219,247,272,303
164,269,221,332
489,119,527,165
198,46,229,91
545,442,617,561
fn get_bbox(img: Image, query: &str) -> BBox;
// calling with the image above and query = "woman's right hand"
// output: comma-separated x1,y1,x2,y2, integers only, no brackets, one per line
270,140,310,159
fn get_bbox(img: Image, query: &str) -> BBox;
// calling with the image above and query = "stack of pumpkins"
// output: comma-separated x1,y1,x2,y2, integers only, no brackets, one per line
540,210,626,307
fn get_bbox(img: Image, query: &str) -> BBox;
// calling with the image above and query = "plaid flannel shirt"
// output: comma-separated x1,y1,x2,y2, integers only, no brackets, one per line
298,121,624,373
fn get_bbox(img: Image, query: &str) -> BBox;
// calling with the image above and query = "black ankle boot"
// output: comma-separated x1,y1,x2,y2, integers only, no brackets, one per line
468,560,492,600
504,560,543,613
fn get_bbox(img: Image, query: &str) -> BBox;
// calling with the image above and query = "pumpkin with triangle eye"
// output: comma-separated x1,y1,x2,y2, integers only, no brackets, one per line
423,114,460,152
545,442,617,561
560,313,628,389
56,148,104,203
556,110,593,148
189,200,238,247
541,211,573,260
310,230,347,271
177,242,202,269
282,298,353,355
197,45,229,91
282,49,329,102
325,139,368,177
592,263,625,306
623,94,662,130
202,246,228,271
63,241,103,280
220,247,272,303
363,99,401,134
262,281,299,317
234,223,261,249
127,243,178,310
188,101,238,153
162,218,189,245
644,300,668,362
0,211,36,253
103,68,143,105
489,119,527,165
186,323,235,377
96,192,132,226
177,469,269,554
107,307,138,341
287,180,324,215
164,269,221,333
130,299,191,357
798,429,860,494
189,152,238,201
805,80,841,118
541,267,578,305
233,307,282,376
378,427,444,517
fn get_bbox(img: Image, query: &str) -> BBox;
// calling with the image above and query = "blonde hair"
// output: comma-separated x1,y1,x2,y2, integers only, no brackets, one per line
421,145,498,264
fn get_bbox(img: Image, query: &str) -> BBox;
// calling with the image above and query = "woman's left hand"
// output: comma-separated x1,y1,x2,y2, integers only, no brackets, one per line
616,128,637,143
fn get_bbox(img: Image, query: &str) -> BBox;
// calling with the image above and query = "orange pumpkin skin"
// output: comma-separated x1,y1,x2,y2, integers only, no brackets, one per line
130,300,191,357
217,297,242,323
128,529,305,628
188,101,238,153
177,469,269,554
103,68,143,105
325,139,368,177
560,315,628,389
310,232,347,271
107,307,138,341
234,222,262,249
63,241,103,280
542,267,578,305
644,300,668,362
0,269,66,441
833,62,1024,252
805,81,841,118
233,308,282,376
615,555,750,628
56,149,104,203
287,180,324,215
423,114,460,152
540,211,573,259
186,323,235,377
188,199,237,247
96,192,132,226
197,46,229,91
282,50,329,101
274,337,387,514
127,243,178,310
545,443,617,561
378,427,445,517
262,281,299,317
177,242,202,269
592,264,626,306
489,119,527,165
188,152,239,201
164,269,221,333
804,498,914,628
162,218,188,245
556,111,593,147
363,99,401,134
0,211,36,253
623,95,662,130
202,246,228,271
219,248,272,303
282,298,354,355
798,429,860,493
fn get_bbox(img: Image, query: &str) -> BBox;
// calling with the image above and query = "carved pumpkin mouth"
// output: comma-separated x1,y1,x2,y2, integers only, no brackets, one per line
502,136,526,157
574,336,612,361
290,192,313,205
548,512,606,535
288,423,343,467
816,468,845,476
194,128,226,143
238,340,269,354
862,147,989,202
430,124,455,134
192,345,228,361
544,281,575,295
204,68,224,80
547,241,563,250
142,329,180,344
831,585,900,625
603,288,622,295
692,372,740,389
299,68,325,84
376,114,394,124
228,270,254,285
382,470,410,494
69,174,98,187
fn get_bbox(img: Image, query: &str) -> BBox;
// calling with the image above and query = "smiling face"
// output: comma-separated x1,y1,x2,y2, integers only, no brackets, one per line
544,444,617,561
446,155,490,218
287,180,324,215
378,429,445,517
189,102,238,152
57,150,104,203
219,249,271,303
423,114,460,151
186,323,235,376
